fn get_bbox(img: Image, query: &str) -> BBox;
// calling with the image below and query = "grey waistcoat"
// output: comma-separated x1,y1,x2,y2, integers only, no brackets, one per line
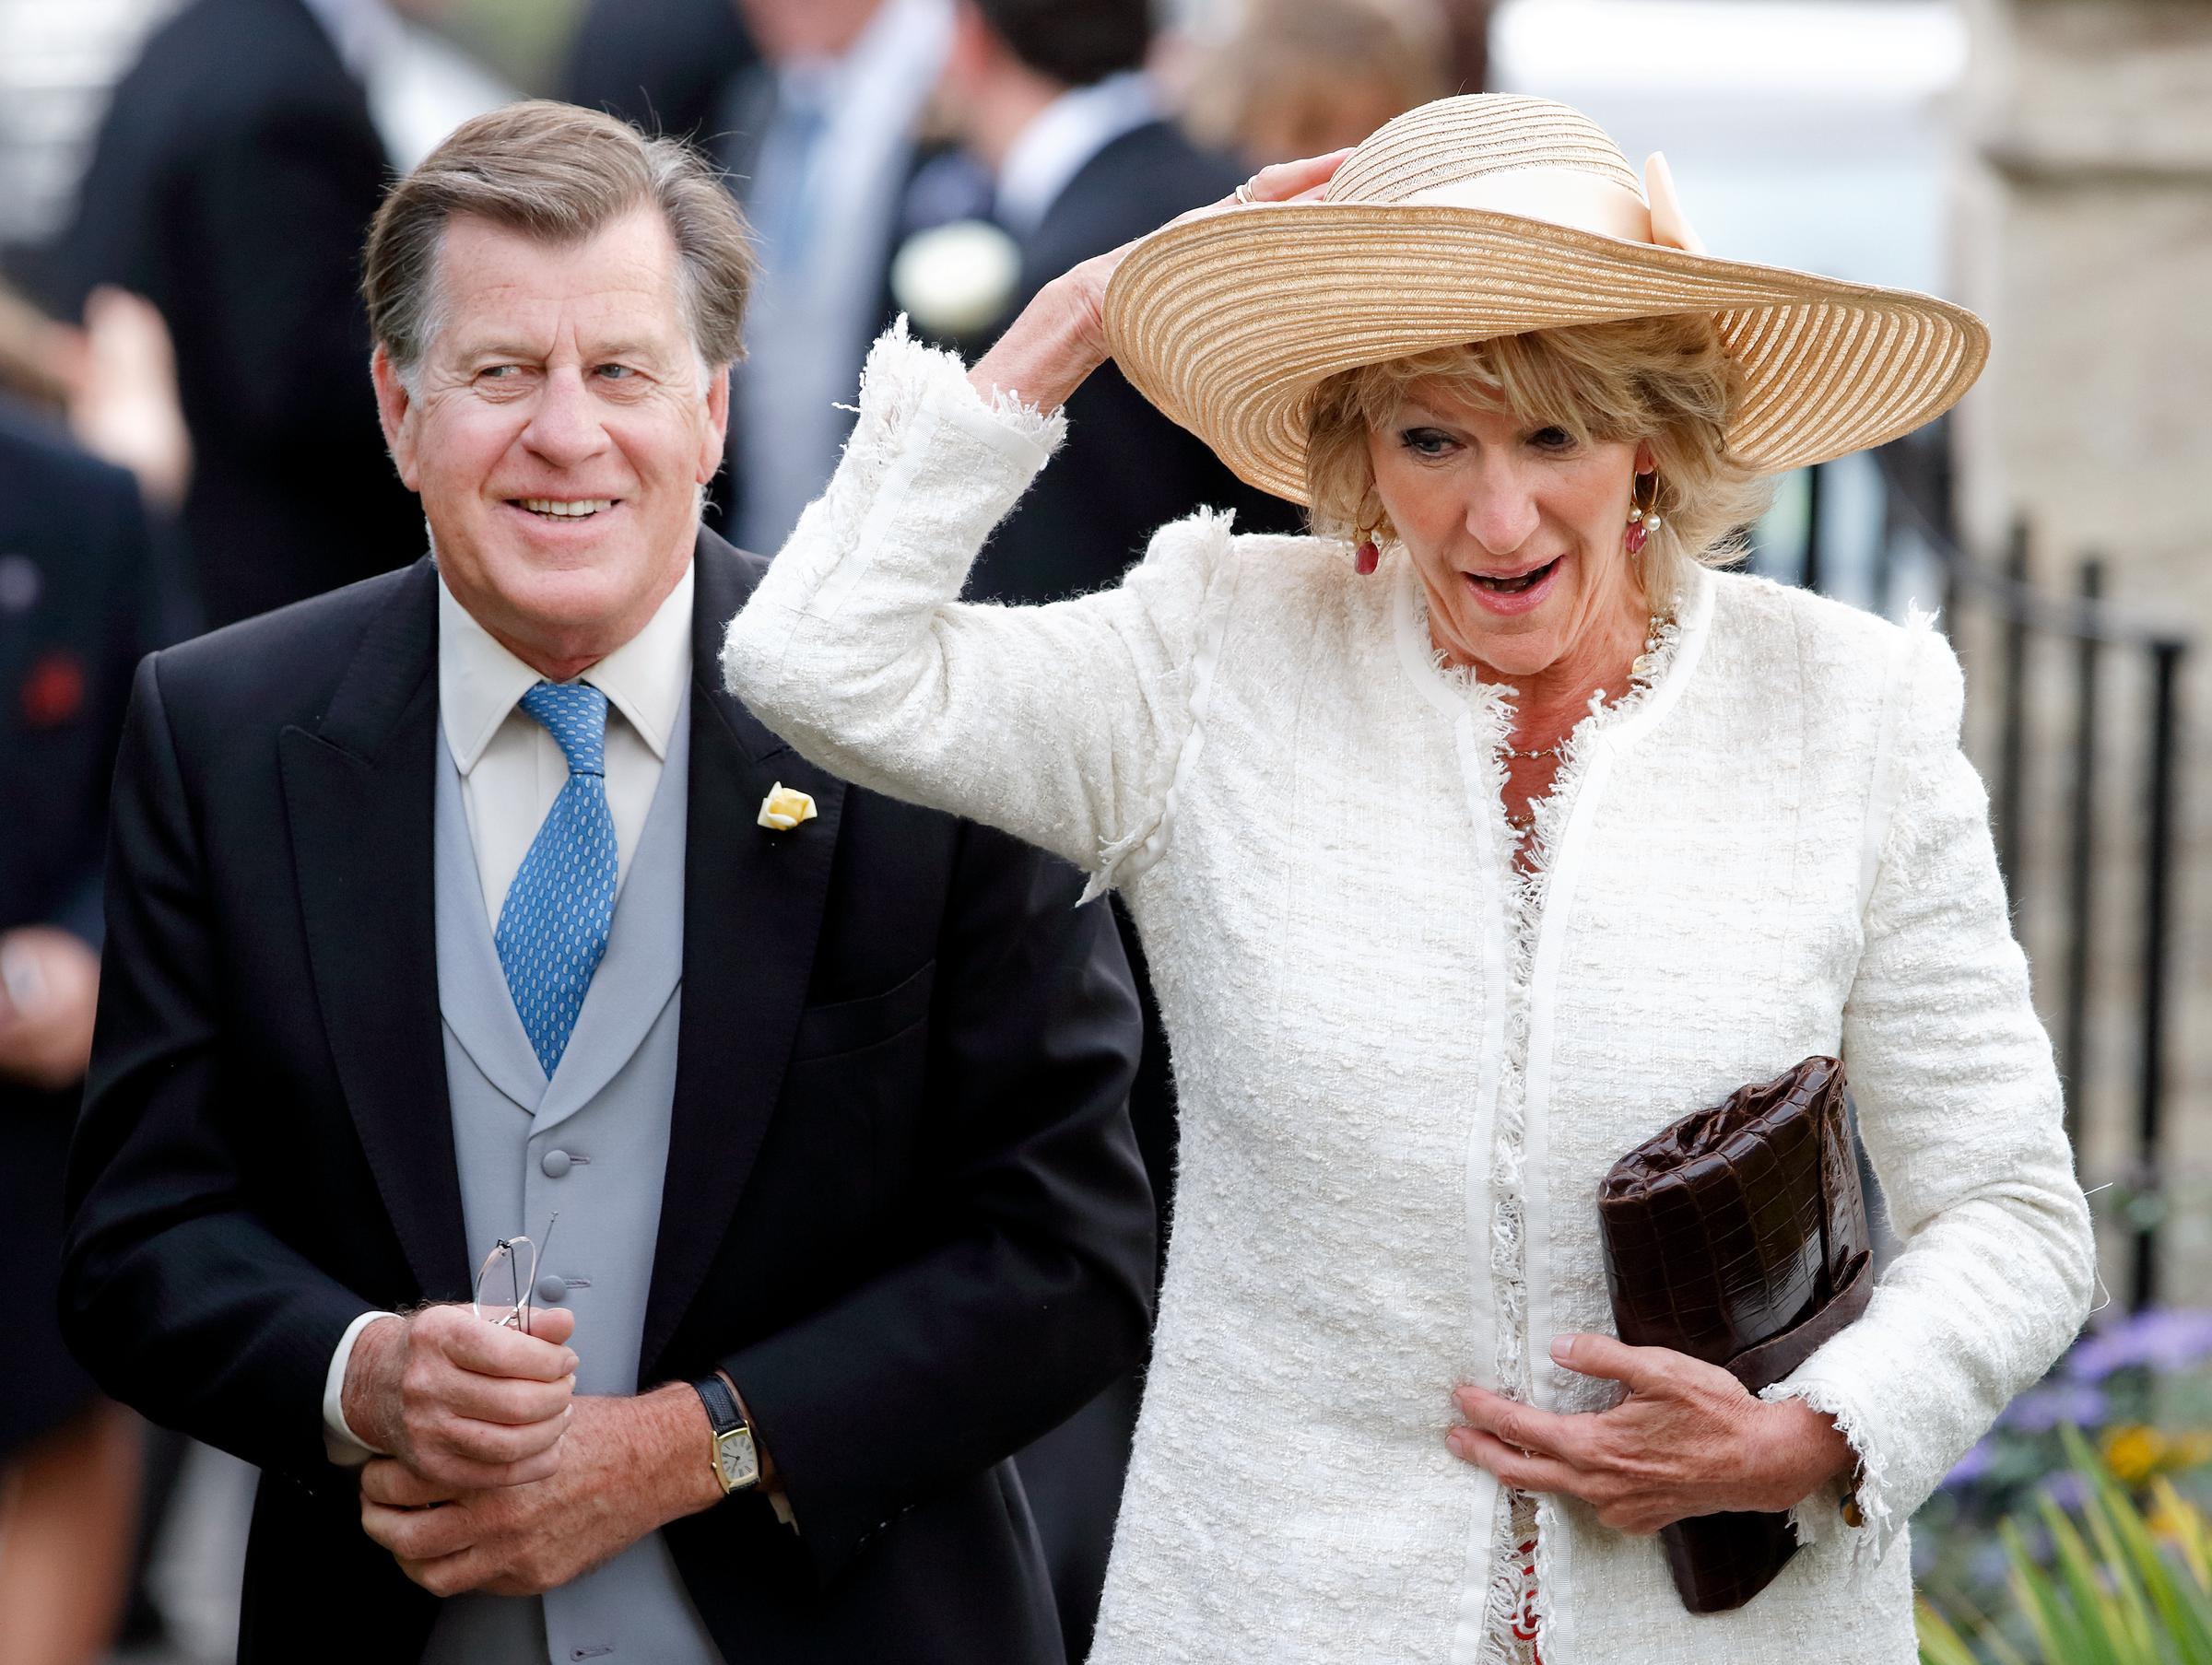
421,686,725,1665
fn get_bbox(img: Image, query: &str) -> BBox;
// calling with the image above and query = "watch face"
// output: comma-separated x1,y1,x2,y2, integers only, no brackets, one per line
715,1429,759,1492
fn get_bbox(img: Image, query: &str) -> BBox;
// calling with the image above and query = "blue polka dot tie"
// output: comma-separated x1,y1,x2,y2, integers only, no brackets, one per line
496,681,618,1078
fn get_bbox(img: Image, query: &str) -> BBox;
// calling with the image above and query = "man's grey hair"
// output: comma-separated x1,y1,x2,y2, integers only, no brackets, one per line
364,100,756,388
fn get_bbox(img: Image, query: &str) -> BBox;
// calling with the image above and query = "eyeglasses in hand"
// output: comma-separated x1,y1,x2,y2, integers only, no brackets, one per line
472,1212,561,1334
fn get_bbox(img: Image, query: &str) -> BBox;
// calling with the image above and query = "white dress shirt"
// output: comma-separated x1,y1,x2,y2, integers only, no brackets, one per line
319,564,695,1460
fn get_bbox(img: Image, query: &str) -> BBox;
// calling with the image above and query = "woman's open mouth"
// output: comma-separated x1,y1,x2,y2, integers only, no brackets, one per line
1462,555,1564,616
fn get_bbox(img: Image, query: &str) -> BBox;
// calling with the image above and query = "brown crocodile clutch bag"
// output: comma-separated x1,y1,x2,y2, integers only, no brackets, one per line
1597,1056,1872,1614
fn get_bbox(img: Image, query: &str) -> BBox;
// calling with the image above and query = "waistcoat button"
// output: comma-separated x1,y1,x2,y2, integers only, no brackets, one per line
535,1273,569,1305
541,1149,572,1178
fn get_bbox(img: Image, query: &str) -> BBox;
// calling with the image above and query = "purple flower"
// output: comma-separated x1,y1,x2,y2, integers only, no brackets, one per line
2043,1472,2088,1513
2002,1381,2110,1433
2065,1308,2212,1383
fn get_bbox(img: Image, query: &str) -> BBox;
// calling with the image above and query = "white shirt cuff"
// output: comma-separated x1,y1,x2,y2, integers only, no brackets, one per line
322,1311,399,1466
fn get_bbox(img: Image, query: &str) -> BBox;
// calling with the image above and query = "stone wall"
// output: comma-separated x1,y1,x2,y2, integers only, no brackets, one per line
1952,0,2212,1301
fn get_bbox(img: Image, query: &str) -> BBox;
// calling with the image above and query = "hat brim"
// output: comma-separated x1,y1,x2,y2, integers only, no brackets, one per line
1101,203,1990,504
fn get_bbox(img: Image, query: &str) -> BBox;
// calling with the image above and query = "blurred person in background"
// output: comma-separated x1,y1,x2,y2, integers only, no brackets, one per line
0,387,182,1665
1180,0,1451,167
58,0,430,627
714,0,955,553
560,0,758,141
944,0,1302,607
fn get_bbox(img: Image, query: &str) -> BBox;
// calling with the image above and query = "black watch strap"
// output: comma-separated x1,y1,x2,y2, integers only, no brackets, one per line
692,1373,743,1436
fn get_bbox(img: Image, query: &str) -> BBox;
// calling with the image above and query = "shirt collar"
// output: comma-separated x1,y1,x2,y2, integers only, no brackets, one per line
994,70,1159,240
437,561,695,774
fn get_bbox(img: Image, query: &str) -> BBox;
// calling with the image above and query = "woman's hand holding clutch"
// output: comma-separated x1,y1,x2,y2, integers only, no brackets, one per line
1446,1333,1854,1535
964,149,1352,415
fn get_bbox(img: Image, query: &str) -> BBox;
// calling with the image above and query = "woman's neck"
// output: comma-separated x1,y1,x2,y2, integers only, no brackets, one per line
1463,589,1655,746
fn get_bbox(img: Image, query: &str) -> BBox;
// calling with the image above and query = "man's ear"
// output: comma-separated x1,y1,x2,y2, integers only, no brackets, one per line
371,343,423,491
696,363,732,485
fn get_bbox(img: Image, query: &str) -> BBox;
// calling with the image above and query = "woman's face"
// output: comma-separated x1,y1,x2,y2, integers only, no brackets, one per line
1367,384,1654,681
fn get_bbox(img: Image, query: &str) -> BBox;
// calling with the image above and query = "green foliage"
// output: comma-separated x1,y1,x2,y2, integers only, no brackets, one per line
1918,1428,2212,1664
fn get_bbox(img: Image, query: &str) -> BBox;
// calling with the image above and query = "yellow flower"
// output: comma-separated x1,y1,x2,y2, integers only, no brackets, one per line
2101,1424,2166,1485
757,783,818,831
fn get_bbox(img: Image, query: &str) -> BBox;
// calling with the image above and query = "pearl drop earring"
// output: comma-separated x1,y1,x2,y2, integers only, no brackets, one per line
1626,474,1663,556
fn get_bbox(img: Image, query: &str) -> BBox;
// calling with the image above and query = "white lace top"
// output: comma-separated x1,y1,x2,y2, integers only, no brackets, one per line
722,323,2094,1664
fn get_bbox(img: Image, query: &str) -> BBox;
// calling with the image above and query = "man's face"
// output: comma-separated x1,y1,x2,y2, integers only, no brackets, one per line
373,206,728,674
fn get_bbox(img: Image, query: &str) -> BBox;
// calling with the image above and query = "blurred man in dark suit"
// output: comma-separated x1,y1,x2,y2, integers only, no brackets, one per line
59,0,421,627
0,400,182,1663
946,0,1302,609
931,4,1303,1652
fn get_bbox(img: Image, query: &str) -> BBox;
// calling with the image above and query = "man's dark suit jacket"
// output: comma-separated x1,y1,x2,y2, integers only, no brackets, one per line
1,401,175,1461
58,0,422,627
965,119,1304,614
61,532,1157,1663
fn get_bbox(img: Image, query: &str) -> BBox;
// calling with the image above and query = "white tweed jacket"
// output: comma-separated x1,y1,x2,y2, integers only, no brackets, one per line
722,325,2095,1665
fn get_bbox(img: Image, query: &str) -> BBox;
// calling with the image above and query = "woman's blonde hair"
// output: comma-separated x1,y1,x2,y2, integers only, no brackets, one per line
1300,312,1771,592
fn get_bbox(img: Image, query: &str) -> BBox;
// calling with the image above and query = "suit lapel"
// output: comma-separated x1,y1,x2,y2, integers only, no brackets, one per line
277,558,471,1301
641,534,845,1374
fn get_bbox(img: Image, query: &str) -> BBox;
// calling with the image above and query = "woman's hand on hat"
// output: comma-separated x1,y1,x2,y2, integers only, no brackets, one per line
1444,1333,1855,1533
967,148,1352,416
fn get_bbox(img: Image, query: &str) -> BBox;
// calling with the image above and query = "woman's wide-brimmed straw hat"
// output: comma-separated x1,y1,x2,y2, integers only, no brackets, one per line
1102,94,1990,503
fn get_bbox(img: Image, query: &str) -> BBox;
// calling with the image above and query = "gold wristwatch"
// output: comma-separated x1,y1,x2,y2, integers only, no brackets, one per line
690,1374,759,1495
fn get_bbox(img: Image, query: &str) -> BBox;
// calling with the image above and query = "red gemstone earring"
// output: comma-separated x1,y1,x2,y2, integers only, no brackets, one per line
1625,473,1663,557
1355,526,1380,575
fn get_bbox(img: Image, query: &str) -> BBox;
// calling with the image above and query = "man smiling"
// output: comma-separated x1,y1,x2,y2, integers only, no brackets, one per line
63,101,1153,1665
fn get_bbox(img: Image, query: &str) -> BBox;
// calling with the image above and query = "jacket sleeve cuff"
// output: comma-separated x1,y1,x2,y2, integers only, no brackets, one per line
1760,1372,1896,1568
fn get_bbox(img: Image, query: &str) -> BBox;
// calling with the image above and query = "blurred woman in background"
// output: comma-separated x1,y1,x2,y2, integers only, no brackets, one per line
0,279,186,1665
1177,0,1450,165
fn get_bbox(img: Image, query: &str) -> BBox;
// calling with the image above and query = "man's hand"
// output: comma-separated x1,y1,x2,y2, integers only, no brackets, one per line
1446,1333,1856,1535
0,927,101,1092
341,1304,580,1489
358,1387,725,1597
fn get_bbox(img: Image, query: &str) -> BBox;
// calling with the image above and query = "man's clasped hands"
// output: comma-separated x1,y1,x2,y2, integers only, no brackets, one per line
341,1305,732,1598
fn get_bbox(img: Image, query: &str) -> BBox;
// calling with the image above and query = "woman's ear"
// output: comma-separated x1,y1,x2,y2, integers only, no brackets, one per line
1633,439,1658,475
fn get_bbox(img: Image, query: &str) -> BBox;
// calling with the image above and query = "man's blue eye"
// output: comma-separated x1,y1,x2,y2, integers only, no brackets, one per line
597,364,636,380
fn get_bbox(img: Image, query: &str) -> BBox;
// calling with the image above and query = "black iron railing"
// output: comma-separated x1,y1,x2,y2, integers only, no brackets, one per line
1788,446,2192,1308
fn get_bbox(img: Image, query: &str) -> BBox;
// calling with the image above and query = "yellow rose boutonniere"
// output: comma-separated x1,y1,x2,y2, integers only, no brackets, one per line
757,783,818,832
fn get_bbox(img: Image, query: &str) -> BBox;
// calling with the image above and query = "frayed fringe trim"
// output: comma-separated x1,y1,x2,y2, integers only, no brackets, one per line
1762,1378,1895,1574
855,316,1069,459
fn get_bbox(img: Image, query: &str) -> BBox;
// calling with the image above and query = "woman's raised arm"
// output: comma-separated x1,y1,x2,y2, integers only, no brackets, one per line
721,152,1346,891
